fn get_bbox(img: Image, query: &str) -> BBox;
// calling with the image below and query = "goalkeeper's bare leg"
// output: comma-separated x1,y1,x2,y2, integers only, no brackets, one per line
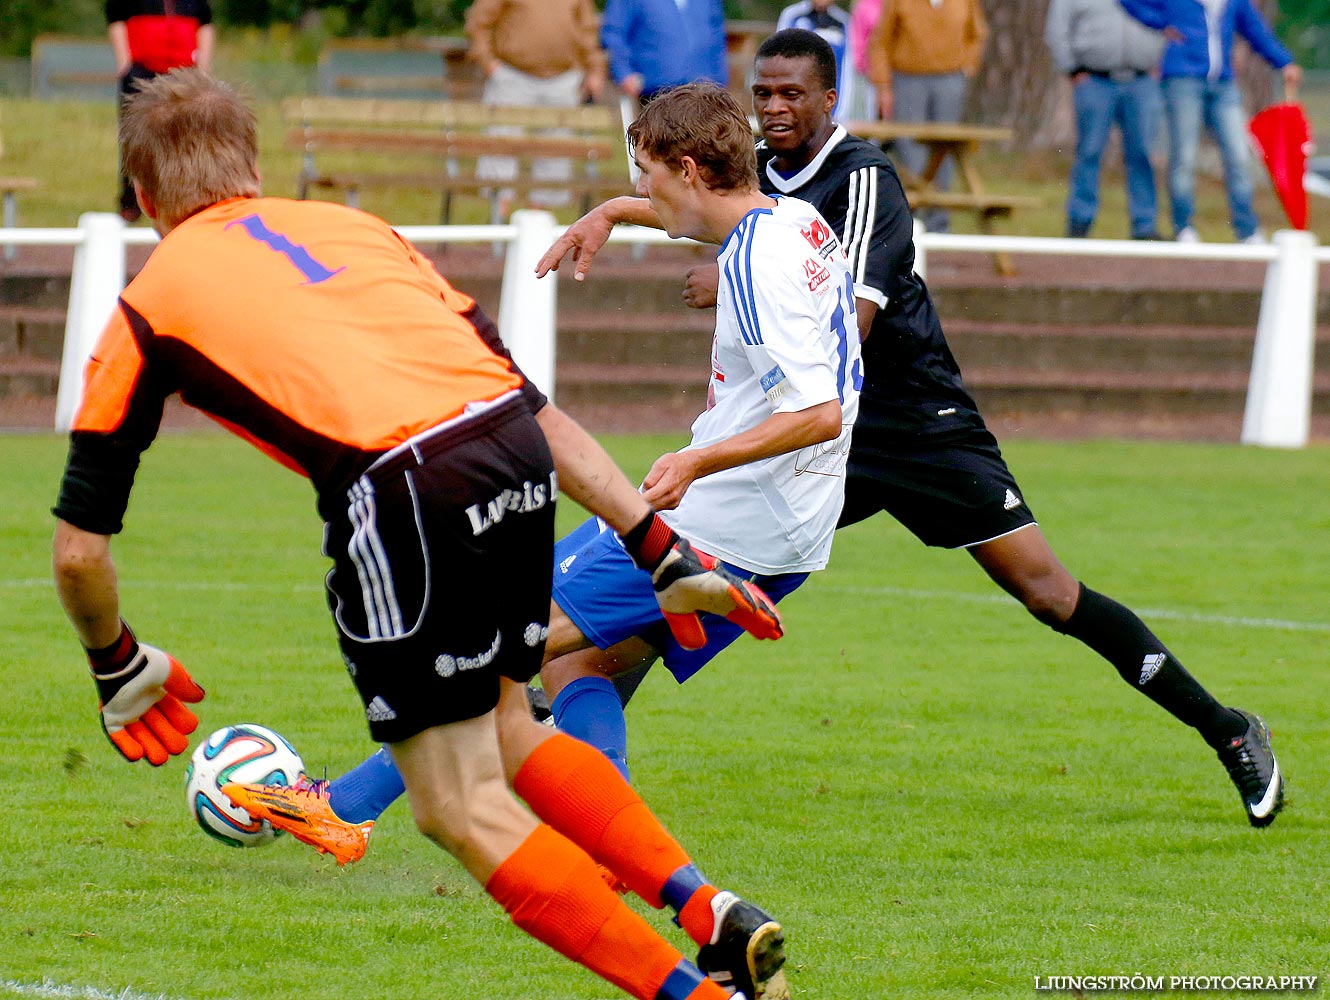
493,677,789,1000
382,681,768,1000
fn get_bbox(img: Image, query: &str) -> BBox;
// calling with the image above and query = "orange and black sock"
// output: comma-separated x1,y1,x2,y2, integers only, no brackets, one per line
513,732,720,942
485,824,727,1000
514,732,687,906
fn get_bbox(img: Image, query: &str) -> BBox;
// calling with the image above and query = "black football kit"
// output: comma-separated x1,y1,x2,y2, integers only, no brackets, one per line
758,128,1032,549
745,127,1266,790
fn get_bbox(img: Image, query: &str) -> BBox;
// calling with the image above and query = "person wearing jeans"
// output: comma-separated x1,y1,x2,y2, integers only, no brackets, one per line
1119,0,1301,243
1161,75,1260,241
1071,74,1161,238
1046,0,1165,239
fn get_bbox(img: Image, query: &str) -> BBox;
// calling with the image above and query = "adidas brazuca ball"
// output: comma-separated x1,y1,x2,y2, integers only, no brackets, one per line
184,724,304,848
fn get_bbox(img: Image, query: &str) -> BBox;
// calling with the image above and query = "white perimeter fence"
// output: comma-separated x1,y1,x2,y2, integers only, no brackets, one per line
1,210,1325,447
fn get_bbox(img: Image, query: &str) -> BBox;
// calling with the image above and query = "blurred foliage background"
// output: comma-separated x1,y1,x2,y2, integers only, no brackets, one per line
2,0,1326,66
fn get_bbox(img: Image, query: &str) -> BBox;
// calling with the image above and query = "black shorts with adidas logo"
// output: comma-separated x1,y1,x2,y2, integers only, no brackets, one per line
322,394,557,743
838,411,1037,550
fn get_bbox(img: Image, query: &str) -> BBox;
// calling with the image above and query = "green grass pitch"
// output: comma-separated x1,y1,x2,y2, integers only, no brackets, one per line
2,432,1327,999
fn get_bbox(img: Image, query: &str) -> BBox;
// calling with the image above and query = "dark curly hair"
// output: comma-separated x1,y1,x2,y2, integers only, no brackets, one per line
755,29,839,92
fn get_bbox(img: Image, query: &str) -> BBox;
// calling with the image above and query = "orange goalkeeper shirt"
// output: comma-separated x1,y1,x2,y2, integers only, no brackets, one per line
56,197,534,533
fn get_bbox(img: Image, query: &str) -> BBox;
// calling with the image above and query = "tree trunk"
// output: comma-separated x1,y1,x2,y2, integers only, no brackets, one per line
967,0,1062,148
1236,0,1280,112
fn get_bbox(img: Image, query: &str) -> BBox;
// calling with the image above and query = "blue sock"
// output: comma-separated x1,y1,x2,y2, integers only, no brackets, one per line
660,863,708,913
655,960,708,1000
550,675,630,781
327,746,405,824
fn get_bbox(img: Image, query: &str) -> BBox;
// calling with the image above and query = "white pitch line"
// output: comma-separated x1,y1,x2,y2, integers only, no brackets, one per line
5,576,1329,634
1,980,191,1000
0,578,322,594
819,584,1330,634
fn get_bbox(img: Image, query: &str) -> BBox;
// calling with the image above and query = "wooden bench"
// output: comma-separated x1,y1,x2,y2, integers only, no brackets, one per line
845,120,1038,274
904,190,1041,221
283,97,634,223
316,38,483,101
31,35,119,100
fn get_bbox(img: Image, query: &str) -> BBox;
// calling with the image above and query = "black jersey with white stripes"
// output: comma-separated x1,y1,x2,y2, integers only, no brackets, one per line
757,129,985,440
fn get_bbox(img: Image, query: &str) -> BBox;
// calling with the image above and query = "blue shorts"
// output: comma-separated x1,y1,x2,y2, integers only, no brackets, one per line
551,517,808,683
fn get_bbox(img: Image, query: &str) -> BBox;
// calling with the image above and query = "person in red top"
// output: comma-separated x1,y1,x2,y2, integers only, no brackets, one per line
107,0,214,221
52,67,787,1000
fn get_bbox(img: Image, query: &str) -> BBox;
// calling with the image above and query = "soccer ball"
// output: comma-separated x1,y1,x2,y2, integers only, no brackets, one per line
184,724,304,848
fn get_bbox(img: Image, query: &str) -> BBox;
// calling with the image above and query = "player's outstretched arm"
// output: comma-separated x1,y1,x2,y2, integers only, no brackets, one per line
533,403,782,648
535,402,654,533
641,401,843,511
534,196,662,282
54,519,205,765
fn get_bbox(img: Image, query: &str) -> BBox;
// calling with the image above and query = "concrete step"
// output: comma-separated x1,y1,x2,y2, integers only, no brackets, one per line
931,283,1273,328
552,312,1316,376
555,361,708,405
0,273,71,310
0,305,67,359
0,355,61,397
4,244,1327,441
557,310,713,366
944,319,1321,375
555,361,1330,404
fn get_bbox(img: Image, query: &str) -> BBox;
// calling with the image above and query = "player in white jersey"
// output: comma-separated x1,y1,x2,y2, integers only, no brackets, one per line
664,195,861,575
533,83,861,800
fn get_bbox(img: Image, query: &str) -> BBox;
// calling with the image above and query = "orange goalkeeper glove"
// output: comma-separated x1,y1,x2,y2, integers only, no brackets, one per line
87,621,205,766
622,512,784,651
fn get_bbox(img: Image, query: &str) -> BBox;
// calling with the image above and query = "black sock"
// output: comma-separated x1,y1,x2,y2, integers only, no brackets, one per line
1054,584,1246,747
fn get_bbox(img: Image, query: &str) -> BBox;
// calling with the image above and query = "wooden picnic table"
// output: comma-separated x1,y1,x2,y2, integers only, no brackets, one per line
843,120,1038,274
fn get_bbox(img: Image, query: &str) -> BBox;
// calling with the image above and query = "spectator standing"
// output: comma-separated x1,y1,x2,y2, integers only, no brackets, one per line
1119,0,1302,243
847,0,883,118
464,0,606,214
776,0,872,122
865,0,988,233
1045,0,1166,239
106,0,213,222
600,0,727,112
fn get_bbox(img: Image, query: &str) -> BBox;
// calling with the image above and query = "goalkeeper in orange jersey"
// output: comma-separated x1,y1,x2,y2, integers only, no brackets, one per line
52,67,788,1000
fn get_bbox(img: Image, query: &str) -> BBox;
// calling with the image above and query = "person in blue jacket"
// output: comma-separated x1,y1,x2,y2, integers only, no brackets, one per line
600,0,728,109
1119,0,1301,243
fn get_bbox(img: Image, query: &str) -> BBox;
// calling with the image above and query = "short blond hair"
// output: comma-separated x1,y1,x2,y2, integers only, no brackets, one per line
121,68,260,227
627,83,758,192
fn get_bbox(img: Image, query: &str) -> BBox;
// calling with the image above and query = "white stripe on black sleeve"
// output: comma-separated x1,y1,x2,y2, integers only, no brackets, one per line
856,166,878,288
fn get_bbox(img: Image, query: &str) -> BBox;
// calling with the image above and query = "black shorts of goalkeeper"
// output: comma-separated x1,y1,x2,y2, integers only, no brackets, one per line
324,393,557,744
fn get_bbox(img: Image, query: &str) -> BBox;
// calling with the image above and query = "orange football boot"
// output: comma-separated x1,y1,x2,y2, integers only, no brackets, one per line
223,775,373,866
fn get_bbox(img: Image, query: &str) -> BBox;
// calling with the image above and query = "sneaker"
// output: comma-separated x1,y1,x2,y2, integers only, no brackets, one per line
1215,709,1284,828
1175,226,1200,243
695,892,789,999
223,775,374,865
1239,230,1267,245
1066,220,1092,239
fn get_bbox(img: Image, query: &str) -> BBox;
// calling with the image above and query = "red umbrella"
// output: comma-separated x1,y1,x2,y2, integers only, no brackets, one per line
1249,101,1313,230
